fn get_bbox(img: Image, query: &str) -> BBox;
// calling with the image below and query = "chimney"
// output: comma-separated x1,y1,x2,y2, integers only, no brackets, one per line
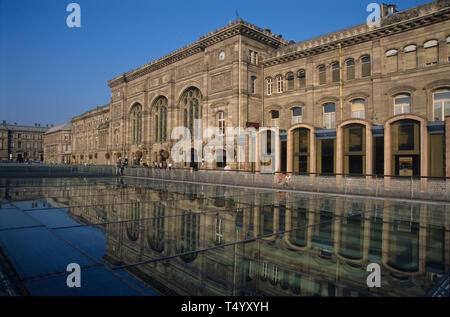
14,122,17,125
2,120,5,126
46,124,48,127
51,124,54,127
381,4,398,17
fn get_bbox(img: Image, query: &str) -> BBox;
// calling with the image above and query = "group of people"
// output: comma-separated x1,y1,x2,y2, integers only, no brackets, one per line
152,161,172,169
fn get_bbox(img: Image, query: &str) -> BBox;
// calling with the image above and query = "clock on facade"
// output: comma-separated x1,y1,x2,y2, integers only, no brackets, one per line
219,51,225,61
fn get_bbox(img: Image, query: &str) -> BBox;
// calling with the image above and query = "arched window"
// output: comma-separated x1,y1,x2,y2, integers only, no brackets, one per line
332,62,340,82
181,87,202,137
433,88,450,121
424,40,439,66
351,99,365,119
297,69,306,88
270,110,279,127
153,97,168,142
217,111,225,136
250,76,257,94
361,55,371,77
319,65,326,85
276,75,283,93
346,59,355,80
130,104,142,145
385,49,398,73
403,45,417,69
292,107,303,124
266,78,273,95
286,72,294,90
323,103,335,129
394,93,411,115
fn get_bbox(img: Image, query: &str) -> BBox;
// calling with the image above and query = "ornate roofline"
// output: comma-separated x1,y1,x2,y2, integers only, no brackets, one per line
107,19,288,88
71,104,110,122
263,0,450,66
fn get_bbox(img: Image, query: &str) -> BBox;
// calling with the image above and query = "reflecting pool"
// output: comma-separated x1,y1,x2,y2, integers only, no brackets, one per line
0,177,448,296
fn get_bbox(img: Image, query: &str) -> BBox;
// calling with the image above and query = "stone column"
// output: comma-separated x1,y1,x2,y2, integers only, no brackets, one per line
336,125,343,174
366,124,373,175
420,120,429,191
310,128,316,174
287,129,293,173
256,132,261,172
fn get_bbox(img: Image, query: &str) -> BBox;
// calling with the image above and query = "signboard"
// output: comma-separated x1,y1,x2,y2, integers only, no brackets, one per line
246,122,260,129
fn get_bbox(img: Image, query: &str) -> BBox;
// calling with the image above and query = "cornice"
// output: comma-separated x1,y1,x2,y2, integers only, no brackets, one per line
263,1,450,67
108,19,288,88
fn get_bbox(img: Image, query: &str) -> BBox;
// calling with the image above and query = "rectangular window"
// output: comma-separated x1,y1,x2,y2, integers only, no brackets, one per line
298,70,306,88
425,46,438,66
351,100,365,119
404,45,417,70
385,50,398,73
433,90,450,121
319,66,326,85
346,60,355,80
292,107,303,124
394,95,411,115
362,56,371,77
323,103,336,129
267,79,272,95
250,76,256,94
349,127,363,152
332,63,340,82
398,123,415,151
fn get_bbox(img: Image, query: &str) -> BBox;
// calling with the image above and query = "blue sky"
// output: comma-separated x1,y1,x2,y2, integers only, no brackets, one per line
0,0,429,126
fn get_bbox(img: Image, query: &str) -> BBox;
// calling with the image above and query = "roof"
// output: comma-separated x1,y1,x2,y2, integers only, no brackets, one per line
45,122,72,134
107,19,289,87
264,0,450,65
71,104,110,122
0,123,49,133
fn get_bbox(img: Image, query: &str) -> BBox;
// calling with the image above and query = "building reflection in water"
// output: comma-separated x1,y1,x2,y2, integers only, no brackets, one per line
1,177,449,296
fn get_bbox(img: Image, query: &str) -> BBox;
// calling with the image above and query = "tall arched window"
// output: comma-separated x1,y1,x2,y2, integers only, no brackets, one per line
276,75,283,93
361,55,371,77
351,99,366,119
346,59,355,80
286,72,294,90
403,45,417,69
433,88,450,121
266,78,273,95
181,87,202,137
217,111,225,136
385,49,398,73
319,65,326,85
297,69,306,88
130,104,142,145
394,93,411,115
332,62,340,82
153,97,168,142
424,40,439,66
